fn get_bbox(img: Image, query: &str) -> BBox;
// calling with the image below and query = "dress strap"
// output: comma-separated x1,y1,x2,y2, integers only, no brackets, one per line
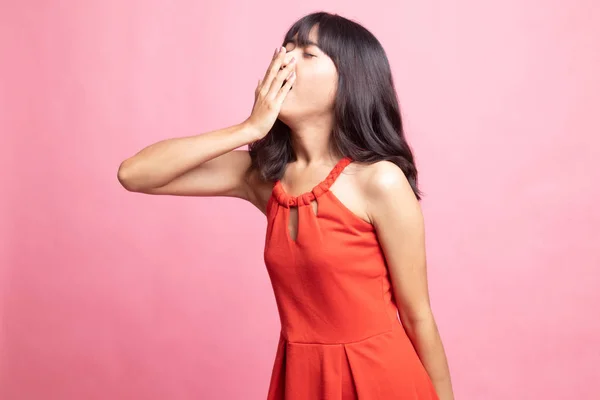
273,156,353,208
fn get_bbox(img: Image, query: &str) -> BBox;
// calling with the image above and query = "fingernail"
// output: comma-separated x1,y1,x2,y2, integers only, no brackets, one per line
280,46,285,53
274,47,279,56
290,57,296,63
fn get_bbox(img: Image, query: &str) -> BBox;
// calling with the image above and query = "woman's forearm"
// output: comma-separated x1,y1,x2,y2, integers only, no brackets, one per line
403,316,455,400
117,122,259,191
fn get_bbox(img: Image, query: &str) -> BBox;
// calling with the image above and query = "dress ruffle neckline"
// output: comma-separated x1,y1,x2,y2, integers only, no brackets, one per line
272,157,353,208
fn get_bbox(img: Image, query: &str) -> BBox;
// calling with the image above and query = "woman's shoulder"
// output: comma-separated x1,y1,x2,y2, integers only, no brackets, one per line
349,159,410,193
332,159,408,225
348,159,417,220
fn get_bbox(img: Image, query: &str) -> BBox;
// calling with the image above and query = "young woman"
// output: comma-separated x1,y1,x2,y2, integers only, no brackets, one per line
118,11,454,400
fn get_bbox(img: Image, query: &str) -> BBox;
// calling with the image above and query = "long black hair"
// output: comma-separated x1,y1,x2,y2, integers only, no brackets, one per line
248,11,422,200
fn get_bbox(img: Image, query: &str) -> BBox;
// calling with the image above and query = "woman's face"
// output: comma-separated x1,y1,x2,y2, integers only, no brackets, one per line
278,27,338,124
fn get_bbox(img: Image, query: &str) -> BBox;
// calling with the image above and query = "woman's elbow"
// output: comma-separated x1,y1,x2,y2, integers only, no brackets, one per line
117,159,143,192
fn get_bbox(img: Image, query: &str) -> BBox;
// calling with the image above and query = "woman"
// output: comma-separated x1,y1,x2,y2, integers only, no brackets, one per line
118,11,454,400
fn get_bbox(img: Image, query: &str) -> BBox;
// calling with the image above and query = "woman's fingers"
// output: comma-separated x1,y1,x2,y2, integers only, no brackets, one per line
260,47,287,96
268,57,296,97
255,78,262,97
247,48,297,137
275,70,296,103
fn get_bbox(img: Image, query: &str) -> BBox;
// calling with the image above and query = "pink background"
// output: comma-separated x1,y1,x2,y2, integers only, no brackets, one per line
1,1,599,399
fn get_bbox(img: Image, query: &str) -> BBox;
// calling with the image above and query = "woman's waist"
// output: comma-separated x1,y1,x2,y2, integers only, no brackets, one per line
275,294,401,344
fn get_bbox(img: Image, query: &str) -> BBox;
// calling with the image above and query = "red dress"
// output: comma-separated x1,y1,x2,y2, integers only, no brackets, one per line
264,156,439,399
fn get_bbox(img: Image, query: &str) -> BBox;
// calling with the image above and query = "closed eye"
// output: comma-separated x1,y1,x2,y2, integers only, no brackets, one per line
303,53,315,58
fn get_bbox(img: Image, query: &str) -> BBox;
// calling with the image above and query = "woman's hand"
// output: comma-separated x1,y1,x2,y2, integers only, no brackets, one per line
244,46,296,140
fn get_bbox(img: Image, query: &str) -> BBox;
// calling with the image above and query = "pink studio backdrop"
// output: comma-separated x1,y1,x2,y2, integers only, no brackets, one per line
1,1,599,399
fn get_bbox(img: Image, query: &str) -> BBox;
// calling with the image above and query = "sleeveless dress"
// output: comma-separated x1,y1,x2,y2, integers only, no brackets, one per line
263,156,439,400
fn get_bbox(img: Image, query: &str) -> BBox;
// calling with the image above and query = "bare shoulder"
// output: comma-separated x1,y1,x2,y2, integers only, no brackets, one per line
346,159,411,194
348,160,419,225
333,159,404,225
362,160,414,196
